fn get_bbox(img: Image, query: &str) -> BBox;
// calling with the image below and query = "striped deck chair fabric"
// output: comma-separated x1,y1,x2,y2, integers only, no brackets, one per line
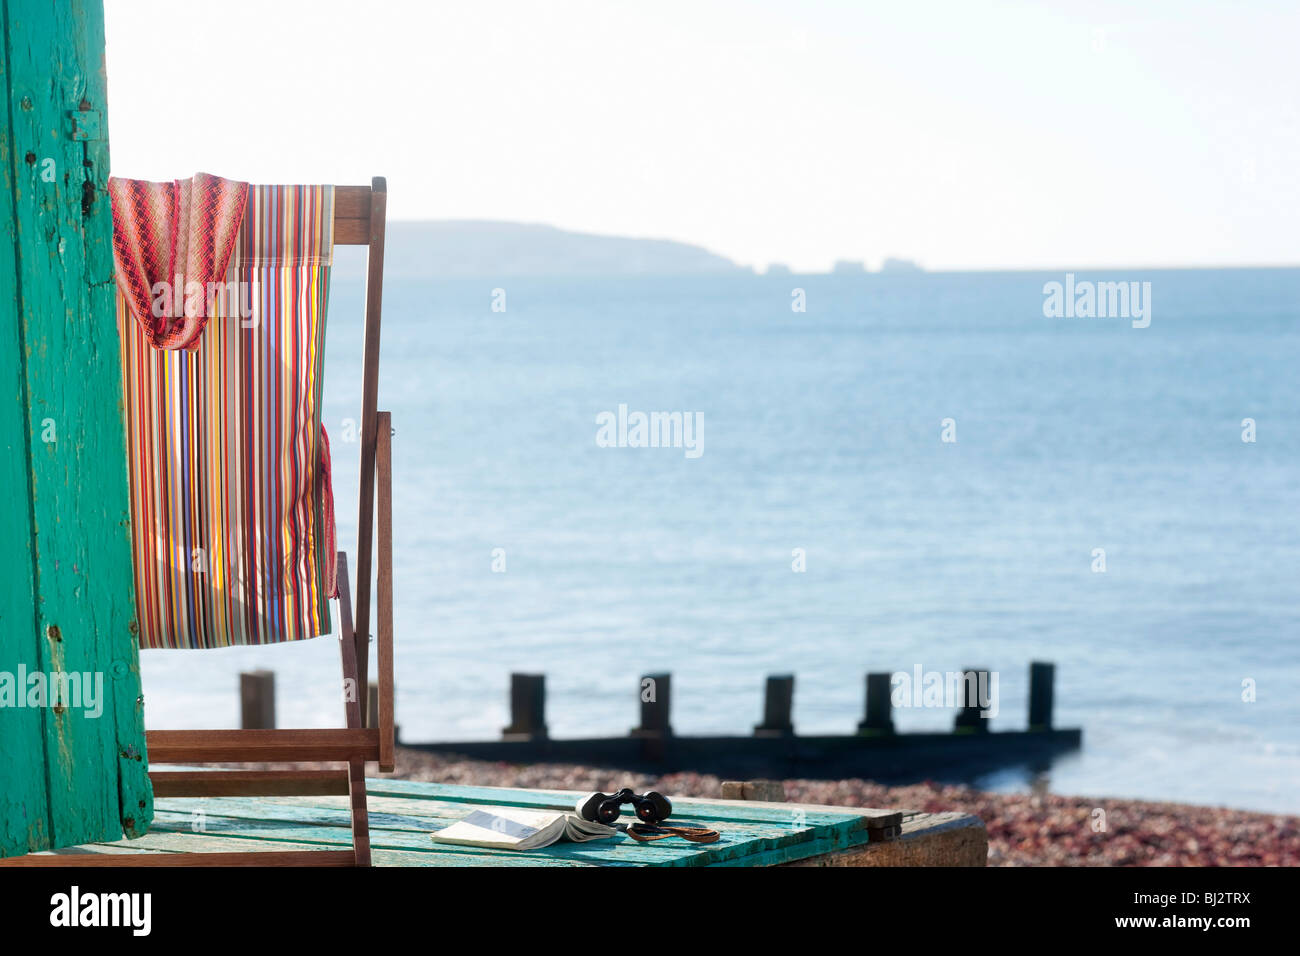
115,184,338,650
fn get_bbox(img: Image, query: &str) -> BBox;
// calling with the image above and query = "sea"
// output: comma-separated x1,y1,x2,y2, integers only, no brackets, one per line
141,266,1300,814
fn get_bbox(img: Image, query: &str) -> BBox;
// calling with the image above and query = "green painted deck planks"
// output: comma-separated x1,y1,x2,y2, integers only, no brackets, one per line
48,780,898,867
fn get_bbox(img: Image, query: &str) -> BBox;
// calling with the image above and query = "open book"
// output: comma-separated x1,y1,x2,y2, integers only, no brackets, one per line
432,806,619,851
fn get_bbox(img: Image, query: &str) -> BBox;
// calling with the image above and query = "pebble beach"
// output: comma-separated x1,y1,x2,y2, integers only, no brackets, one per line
388,747,1300,866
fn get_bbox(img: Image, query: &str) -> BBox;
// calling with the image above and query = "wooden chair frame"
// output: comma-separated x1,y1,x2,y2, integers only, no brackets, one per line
6,178,394,867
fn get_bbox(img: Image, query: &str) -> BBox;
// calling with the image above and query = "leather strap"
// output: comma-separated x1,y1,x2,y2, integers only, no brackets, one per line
627,823,720,844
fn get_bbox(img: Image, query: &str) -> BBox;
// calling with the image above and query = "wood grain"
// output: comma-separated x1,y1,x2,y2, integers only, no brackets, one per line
146,729,379,763
0,0,153,858
353,177,388,715
149,771,350,798
376,410,396,772
332,185,371,244
36,779,937,867
0,849,357,867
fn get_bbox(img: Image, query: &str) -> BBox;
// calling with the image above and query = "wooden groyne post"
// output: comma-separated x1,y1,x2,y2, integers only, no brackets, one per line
1028,661,1055,730
858,672,895,734
754,674,795,736
953,668,991,732
632,672,672,737
503,673,548,740
240,671,276,729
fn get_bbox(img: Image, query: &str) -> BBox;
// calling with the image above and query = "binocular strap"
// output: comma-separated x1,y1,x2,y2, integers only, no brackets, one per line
627,823,721,844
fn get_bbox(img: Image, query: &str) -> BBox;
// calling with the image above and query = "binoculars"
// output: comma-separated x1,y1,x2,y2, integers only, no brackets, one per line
576,788,673,825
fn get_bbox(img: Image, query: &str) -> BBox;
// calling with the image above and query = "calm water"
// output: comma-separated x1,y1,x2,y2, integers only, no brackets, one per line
142,267,1300,814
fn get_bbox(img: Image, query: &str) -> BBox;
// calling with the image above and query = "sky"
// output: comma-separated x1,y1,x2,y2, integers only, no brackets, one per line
103,0,1299,272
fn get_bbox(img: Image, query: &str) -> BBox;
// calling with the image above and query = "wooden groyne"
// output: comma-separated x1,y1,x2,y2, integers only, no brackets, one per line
402,662,1083,782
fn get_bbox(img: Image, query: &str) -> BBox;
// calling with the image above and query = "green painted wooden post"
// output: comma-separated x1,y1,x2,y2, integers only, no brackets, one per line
0,0,153,856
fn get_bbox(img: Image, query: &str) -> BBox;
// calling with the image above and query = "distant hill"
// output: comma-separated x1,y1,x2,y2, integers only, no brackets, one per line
335,220,749,278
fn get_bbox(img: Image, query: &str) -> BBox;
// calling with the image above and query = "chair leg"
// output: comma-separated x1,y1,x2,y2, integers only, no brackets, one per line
347,757,372,866
336,552,373,866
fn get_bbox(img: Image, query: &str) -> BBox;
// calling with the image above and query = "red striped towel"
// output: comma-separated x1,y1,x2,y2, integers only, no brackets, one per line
108,172,249,351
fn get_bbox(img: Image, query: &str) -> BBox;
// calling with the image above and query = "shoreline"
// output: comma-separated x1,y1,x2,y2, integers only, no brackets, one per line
386,747,1300,866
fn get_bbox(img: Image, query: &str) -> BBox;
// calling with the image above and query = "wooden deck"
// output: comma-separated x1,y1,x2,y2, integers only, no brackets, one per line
11,779,983,867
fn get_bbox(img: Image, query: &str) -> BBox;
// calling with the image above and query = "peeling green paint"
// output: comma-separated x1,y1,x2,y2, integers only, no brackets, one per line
0,0,153,857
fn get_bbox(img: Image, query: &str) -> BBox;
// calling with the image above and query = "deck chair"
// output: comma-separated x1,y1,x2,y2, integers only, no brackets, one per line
11,178,394,867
